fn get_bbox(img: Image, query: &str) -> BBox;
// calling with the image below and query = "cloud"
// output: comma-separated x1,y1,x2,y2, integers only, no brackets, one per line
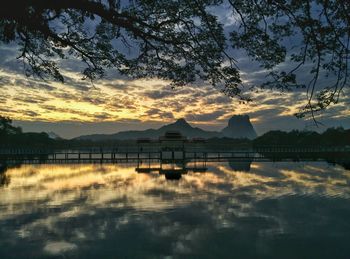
22,110,40,117
13,95,50,104
186,110,226,122
144,108,175,120
93,112,114,120
107,95,138,110
0,38,348,139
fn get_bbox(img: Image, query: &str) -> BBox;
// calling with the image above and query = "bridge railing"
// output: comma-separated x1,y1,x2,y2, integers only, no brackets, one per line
0,145,349,157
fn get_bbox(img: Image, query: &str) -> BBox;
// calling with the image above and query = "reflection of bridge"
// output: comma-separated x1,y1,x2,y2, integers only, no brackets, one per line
135,151,208,180
0,147,349,164
1,146,349,180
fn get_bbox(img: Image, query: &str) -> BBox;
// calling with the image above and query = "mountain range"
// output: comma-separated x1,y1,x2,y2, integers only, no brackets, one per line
74,115,257,141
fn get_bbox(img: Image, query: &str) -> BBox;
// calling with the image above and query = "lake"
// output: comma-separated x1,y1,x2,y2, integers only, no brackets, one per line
0,161,350,258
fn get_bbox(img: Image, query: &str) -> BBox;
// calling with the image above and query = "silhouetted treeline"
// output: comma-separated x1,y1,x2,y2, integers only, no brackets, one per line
0,117,53,148
3,132,58,147
254,128,350,147
1,116,349,149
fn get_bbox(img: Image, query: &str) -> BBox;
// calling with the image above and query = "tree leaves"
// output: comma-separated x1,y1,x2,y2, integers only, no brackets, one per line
0,0,349,117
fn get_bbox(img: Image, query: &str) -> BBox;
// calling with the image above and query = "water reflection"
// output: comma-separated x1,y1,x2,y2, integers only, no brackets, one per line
0,164,11,187
136,158,207,180
0,162,349,258
228,160,252,172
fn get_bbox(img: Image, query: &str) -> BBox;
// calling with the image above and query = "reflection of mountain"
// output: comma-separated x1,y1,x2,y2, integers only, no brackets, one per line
0,164,10,186
228,160,252,172
0,164,7,174
338,162,350,171
75,115,257,141
1,163,350,258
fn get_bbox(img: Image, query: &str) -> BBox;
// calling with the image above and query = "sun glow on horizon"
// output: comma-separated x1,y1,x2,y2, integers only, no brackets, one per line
1,68,349,137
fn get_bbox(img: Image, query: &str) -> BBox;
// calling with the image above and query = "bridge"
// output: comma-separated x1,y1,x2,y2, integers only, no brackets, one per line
0,146,349,164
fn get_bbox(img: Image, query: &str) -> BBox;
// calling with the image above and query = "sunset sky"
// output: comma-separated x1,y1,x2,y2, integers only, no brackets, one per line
0,3,349,139
1,43,349,139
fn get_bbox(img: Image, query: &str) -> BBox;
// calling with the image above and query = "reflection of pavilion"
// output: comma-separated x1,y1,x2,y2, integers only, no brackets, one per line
136,131,207,180
136,160,207,180
228,160,252,172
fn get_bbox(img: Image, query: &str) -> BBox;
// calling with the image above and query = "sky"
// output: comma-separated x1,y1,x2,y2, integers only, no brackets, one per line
0,2,349,139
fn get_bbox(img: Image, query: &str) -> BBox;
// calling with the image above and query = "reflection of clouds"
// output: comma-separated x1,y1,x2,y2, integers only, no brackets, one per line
2,162,350,216
0,162,350,257
43,241,77,255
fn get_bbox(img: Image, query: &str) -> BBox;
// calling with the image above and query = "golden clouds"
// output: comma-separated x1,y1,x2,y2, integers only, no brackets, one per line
0,70,236,125
1,69,349,134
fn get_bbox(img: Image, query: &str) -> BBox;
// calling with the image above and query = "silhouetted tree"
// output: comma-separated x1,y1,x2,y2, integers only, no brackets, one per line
0,116,22,136
1,0,349,114
0,116,55,147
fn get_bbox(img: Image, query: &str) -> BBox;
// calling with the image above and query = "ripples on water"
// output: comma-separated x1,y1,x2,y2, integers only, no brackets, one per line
0,162,350,258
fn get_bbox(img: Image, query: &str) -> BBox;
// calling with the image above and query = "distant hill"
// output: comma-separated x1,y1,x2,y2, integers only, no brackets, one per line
157,118,220,138
74,115,257,141
47,131,62,140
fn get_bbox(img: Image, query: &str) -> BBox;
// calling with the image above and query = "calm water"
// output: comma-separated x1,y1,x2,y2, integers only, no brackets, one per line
0,161,350,258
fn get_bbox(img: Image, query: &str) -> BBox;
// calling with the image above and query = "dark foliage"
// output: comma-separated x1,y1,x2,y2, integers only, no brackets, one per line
0,116,54,147
0,0,349,115
254,127,350,147
0,116,22,136
1,116,349,149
